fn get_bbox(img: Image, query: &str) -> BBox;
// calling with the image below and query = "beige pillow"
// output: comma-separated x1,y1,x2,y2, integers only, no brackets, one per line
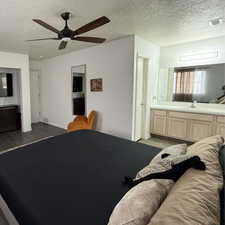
107,144,190,225
136,144,187,179
148,135,224,225
107,179,173,225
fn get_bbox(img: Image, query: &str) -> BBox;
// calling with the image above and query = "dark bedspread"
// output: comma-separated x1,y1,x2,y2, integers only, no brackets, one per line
0,130,160,225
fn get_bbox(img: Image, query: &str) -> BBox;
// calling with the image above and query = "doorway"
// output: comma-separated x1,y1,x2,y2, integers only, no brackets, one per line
30,70,41,123
71,65,86,116
134,56,149,141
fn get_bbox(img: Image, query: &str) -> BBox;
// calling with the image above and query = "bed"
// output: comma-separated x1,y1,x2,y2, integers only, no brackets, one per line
0,130,224,225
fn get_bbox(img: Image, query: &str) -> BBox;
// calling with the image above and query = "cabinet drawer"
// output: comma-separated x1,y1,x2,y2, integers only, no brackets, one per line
217,116,225,123
152,110,166,116
168,111,214,122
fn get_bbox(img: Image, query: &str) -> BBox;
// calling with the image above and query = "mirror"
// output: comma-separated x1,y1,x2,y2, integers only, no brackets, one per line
71,65,86,115
158,63,225,104
0,73,13,97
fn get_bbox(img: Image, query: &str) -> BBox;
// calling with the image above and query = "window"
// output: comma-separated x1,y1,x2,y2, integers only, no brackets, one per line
193,70,206,95
173,69,206,102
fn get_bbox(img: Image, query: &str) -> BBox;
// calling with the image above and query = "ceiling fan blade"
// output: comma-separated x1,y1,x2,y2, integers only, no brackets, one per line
72,16,110,36
73,36,106,43
58,41,68,50
33,19,60,34
26,38,59,41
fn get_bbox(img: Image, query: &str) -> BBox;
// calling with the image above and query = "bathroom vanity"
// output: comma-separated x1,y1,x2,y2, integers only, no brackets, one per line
154,62,225,142
151,105,225,142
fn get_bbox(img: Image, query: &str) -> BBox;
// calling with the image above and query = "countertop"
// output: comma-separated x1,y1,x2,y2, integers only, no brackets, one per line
0,104,18,108
151,104,225,116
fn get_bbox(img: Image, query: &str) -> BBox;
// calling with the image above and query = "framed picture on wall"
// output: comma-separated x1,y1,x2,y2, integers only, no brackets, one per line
90,78,103,92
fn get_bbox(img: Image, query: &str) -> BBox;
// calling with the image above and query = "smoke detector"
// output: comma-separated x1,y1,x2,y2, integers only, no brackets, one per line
209,18,224,26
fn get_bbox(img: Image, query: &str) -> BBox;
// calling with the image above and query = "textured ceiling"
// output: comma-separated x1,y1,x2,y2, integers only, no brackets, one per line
0,0,224,59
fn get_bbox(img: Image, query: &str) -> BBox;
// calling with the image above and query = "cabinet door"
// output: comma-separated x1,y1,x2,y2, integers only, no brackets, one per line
216,123,225,138
152,115,166,136
0,106,17,132
167,117,187,140
189,121,213,142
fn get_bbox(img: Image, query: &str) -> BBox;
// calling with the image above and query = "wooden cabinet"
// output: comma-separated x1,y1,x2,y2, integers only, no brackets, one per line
152,115,166,136
151,109,222,142
151,110,166,136
189,121,213,142
216,123,225,138
0,105,20,133
217,116,225,123
167,117,187,139
216,116,225,138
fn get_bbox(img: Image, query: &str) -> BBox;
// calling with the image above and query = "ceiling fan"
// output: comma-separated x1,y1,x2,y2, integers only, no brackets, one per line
27,12,110,50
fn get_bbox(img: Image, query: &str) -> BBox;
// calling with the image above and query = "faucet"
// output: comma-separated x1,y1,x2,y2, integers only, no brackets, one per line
190,100,197,108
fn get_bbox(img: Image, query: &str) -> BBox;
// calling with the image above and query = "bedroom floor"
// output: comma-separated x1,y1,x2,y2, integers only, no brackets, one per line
0,122,65,152
140,136,191,149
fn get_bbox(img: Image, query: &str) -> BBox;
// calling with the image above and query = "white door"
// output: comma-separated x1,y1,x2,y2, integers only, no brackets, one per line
30,70,40,123
134,57,147,141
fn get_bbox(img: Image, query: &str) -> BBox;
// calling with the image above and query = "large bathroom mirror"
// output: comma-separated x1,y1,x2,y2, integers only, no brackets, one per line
158,63,225,104
71,65,86,116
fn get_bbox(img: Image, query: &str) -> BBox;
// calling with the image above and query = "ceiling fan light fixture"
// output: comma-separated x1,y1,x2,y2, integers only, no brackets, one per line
29,13,110,50
62,37,71,42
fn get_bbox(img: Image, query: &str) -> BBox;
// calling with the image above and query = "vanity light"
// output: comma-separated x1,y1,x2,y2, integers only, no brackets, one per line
180,51,219,62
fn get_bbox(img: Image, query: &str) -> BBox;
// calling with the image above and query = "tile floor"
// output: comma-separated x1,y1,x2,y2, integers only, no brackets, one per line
0,122,65,152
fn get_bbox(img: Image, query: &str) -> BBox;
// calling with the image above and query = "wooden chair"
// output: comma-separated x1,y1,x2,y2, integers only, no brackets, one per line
67,111,96,132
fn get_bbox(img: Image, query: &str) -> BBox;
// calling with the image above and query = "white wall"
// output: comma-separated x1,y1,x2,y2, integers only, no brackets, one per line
29,60,42,71
0,52,31,132
160,36,225,68
132,36,160,140
36,36,135,139
0,68,21,106
71,65,86,74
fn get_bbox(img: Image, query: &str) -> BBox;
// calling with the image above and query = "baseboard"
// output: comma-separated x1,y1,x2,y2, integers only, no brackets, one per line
41,121,66,130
